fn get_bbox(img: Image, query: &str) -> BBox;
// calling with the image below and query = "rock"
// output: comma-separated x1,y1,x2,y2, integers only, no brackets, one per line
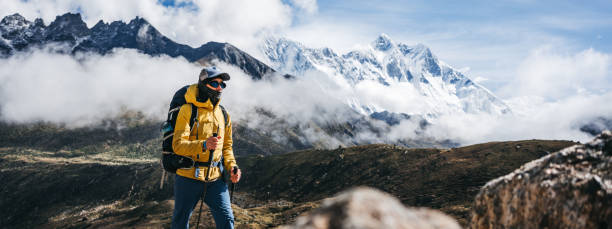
282,187,461,229
470,131,612,229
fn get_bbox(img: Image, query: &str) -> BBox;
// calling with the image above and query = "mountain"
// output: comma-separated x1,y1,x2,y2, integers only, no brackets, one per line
370,110,426,126
0,12,460,150
261,34,511,116
1,12,504,149
0,13,274,79
579,116,612,136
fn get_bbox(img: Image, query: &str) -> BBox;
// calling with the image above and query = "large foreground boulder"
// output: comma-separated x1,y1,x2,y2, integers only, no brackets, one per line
470,131,612,229
282,187,461,229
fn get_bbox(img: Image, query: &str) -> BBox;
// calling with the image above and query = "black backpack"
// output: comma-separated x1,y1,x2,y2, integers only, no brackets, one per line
160,85,228,174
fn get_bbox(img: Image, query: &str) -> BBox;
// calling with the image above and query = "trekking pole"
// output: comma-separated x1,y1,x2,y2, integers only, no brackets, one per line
230,167,238,203
196,132,218,229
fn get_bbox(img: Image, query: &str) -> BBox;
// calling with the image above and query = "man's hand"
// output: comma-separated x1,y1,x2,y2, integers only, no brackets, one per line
205,136,221,150
231,167,241,183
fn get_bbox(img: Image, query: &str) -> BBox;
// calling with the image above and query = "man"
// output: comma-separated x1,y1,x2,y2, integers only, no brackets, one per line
171,66,242,229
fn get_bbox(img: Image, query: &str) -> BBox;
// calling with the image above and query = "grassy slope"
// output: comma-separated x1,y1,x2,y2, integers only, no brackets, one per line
0,138,576,228
237,140,576,225
0,147,317,228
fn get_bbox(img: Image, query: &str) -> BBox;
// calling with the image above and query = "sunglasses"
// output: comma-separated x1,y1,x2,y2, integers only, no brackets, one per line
207,81,227,89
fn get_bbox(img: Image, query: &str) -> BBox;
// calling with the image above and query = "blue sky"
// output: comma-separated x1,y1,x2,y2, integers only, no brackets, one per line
313,0,612,51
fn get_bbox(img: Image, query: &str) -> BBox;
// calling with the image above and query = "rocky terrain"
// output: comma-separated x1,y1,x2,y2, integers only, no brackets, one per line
471,131,611,229
282,187,461,229
237,139,575,226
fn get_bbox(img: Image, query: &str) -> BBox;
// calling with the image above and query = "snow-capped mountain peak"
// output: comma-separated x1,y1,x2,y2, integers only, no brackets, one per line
0,13,32,33
260,34,511,116
1,12,276,79
372,33,395,51
45,13,90,41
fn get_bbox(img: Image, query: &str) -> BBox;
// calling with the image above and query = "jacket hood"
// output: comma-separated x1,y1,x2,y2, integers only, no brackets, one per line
185,84,218,109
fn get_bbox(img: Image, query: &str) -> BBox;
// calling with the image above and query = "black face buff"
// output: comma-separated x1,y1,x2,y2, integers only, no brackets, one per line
198,80,222,105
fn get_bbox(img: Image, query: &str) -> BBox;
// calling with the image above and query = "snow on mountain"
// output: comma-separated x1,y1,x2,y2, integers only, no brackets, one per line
0,13,275,79
261,34,511,117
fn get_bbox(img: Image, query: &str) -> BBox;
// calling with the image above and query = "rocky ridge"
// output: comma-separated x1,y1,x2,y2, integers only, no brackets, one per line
0,13,274,79
471,131,611,228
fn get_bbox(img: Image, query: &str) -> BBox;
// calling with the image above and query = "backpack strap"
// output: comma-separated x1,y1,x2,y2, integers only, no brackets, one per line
218,105,229,179
189,103,198,130
219,105,229,128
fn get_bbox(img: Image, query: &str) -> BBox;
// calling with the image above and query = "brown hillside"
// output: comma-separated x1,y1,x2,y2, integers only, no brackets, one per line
0,139,575,228
237,140,576,225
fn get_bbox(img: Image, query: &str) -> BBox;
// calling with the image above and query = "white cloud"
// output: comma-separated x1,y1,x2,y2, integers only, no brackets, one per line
1,46,610,146
353,80,435,114
281,19,380,54
425,46,612,144
0,47,363,146
289,0,318,15
499,47,611,100
473,76,488,84
0,48,199,126
425,92,612,144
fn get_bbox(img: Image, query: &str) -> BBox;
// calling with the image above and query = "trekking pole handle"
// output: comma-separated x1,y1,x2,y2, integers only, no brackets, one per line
208,133,217,154
204,133,217,181
230,166,238,203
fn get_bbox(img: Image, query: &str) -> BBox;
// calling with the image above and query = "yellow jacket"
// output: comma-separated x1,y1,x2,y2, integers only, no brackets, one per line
172,84,237,181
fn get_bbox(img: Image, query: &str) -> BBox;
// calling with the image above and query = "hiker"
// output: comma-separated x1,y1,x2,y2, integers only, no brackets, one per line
171,66,242,229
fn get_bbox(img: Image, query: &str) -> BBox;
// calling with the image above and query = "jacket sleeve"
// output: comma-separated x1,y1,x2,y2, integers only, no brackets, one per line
222,113,238,171
172,104,204,157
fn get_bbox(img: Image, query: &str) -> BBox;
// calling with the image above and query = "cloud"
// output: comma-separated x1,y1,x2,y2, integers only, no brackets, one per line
353,81,438,114
280,19,379,55
289,0,318,15
0,47,199,126
221,64,352,124
498,47,611,100
0,47,367,147
420,46,612,144
1,46,610,147
473,76,488,84
424,92,612,144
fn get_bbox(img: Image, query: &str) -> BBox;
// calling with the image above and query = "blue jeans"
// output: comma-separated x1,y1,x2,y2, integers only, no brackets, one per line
171,175,234,229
